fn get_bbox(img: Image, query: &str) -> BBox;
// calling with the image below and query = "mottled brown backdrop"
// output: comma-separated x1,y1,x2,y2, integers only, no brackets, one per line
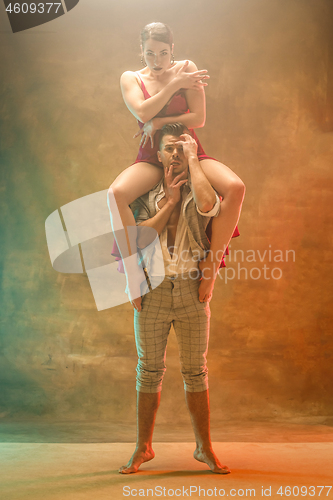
0,0,332,430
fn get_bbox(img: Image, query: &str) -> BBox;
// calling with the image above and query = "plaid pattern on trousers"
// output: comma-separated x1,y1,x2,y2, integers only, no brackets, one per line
134,273,210,393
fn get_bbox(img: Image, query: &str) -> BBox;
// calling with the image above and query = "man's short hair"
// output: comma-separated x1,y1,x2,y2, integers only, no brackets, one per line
159,123,190,149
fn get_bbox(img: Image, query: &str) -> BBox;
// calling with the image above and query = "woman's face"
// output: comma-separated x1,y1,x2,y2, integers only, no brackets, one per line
141,38,174,74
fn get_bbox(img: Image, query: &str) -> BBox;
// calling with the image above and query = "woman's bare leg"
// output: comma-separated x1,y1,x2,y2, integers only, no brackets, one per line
108,162,163,309
198,159,245,301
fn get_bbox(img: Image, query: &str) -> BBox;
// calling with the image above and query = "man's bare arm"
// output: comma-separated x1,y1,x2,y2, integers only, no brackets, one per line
176,134,216,213
188,156,217,213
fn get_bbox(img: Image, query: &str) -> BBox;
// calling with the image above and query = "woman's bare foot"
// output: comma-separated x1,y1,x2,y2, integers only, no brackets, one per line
119,446,155,474
194,447,231,474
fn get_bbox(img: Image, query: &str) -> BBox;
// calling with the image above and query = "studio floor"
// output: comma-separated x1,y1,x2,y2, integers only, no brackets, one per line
1,422,333,500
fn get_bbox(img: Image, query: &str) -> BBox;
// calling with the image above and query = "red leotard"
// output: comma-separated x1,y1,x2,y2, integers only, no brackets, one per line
134,72,217,165
112,72,239,270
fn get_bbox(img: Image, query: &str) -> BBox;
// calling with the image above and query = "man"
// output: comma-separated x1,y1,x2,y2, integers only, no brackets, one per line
119,123,230,475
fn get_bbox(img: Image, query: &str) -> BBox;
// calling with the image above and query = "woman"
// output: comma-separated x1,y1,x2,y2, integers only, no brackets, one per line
108,22,245,310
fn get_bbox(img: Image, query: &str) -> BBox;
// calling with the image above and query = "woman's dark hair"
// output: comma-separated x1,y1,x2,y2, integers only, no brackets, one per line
140,22,173,49
159,123,190,149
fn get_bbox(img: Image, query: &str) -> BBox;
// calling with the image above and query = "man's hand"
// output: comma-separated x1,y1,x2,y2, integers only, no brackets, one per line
198,259,216,303
164,165,188,205
175,133,198,160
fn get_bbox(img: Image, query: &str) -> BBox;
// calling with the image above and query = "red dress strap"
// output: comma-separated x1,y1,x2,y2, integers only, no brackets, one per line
135,72,151,99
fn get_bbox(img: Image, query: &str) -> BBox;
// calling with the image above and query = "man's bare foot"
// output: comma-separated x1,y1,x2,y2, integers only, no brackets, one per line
119,446,155,474
194,447,231,474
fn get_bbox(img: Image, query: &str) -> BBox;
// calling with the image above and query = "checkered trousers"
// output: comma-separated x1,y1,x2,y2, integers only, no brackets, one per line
134,274,210,393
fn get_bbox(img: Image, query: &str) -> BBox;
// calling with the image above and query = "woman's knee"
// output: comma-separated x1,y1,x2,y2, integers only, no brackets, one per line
108,181,133,206
226,177,246,204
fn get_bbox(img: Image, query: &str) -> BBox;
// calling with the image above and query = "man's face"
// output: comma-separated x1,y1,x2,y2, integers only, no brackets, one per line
158,135,189,177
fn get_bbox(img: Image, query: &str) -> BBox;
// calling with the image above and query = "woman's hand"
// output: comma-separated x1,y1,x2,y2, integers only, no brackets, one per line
174,60,210,91
133,118,159,148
